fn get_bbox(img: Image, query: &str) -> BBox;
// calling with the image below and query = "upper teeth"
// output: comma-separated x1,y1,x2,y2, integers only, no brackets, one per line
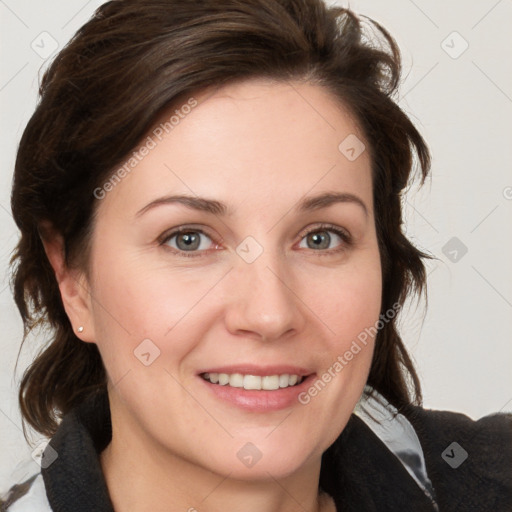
202,372,304,390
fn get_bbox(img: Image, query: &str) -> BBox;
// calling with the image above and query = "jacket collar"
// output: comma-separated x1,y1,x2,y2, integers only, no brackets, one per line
320,387,439,510
42,390,114,512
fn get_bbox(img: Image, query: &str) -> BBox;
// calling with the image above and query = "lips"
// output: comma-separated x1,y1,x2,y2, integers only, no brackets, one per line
198,371,317,411
195,364,316,410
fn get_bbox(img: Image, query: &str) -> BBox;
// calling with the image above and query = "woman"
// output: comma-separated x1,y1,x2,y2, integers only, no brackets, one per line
1,0,511,510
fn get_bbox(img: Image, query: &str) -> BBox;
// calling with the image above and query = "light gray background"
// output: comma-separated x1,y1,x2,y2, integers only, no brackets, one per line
1,0,511,490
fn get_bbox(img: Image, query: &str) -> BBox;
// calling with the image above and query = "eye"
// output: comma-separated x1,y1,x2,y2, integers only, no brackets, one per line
159,223,352,258
297,224,351,254
159,227,218,257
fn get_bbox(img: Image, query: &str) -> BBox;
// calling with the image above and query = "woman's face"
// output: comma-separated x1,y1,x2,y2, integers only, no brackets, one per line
82,79,382,478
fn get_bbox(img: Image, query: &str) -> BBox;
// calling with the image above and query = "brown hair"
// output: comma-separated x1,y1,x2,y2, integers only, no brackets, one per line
11,0,431,439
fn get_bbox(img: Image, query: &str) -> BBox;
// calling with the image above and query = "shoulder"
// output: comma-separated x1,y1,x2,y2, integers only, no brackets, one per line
407,402,512,435
1,471,52,512
403,404,512,511
405,404,512,464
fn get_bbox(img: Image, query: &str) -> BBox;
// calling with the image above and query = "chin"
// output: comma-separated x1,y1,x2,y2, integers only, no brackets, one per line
198,439,318,481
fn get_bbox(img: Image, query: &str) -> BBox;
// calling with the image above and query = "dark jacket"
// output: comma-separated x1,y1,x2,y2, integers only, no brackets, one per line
1,388,511,511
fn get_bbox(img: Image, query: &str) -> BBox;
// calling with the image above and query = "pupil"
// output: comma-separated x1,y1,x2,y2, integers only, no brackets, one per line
310,231,329,249
179,232,199,250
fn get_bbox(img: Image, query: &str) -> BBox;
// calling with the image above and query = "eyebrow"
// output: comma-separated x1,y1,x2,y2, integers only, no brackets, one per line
135,191,368,218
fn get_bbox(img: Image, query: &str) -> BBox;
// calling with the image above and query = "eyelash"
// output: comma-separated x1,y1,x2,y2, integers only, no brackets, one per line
158,223,352,259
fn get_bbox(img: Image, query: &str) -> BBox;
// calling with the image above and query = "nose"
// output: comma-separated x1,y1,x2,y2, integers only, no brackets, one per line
223,248,306,342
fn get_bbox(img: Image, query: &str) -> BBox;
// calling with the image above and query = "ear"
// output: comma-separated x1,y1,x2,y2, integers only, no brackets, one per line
38,220,96,343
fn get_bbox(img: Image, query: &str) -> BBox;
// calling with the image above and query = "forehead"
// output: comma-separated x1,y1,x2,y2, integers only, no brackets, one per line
97,79,373,219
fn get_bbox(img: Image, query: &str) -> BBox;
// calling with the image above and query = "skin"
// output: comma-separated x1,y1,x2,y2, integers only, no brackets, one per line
44,78,382,512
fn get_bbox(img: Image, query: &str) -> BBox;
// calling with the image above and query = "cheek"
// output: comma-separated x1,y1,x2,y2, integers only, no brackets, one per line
86,246,211,378
302,248,382,407
87,242,243,394
309,253,382,347
291,255,382,457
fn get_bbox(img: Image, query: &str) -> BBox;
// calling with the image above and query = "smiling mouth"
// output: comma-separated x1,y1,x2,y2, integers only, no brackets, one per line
200,372,306,390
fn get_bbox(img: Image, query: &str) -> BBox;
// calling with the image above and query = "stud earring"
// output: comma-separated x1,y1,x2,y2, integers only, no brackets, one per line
77,326,84,333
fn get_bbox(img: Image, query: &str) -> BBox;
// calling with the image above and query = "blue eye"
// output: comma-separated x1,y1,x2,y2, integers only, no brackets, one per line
298,225,351,253
161,228,215,257
159,223,352,258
